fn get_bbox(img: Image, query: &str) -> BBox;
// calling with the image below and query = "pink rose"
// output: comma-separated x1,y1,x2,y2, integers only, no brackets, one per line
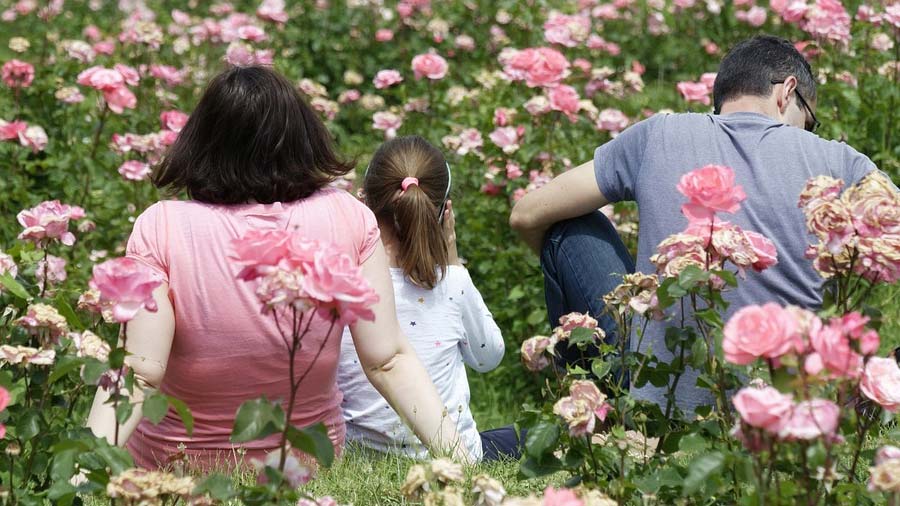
230,229,294,280
798,175,844,208
778,399,840,441
103,86,137,114
150,65,185,87
113,64,140,86
521,335,552,371
503,47,570,88
252,450,312,488
0,251,17,279
804,200,855,253
89,257,162,323
806,318,863,378
373,69,403,89
36,254,67,289
744,230,778,271
677,81,711,106
885,3,900,28
723,303,801,365
553,396,595,436
372,111,403,139
0,385,7,435
160,110,189,132
77,66,125,91
493,107,515,126
375,29,394,42
548,84,580,121
17,200,85,247
489,126,520,153
303,247,379,325
596,108,629,132
411,53,448,80
676,164,747,221
118,160,152,181
559,312,598,334
570,379,604,408
543,487,584,506
2,59,34,88
0,119,28,141
860,357,900,412
850,193,900,238
745,6,768,26
732,386,794,432
257,0,289,23
876,445,900,465
18,125,47,152
506,162,523,179
699,72,717,91
543,12,591,47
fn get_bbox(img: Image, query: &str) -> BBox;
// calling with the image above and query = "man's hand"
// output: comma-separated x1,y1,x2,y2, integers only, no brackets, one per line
509,160,610,255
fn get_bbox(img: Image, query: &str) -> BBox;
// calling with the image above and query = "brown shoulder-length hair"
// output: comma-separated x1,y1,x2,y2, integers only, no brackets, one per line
153,65,353,204
364,136,450,290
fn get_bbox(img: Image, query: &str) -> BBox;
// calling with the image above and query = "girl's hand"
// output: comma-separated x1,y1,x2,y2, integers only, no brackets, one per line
443,200,460,265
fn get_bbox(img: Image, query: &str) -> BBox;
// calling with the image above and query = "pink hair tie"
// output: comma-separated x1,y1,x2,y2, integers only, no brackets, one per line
400,177,419,192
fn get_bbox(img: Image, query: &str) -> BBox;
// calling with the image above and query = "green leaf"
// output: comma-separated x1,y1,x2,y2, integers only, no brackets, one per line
285,423,335,467
142,390,169,425
54,293,84,331
683,451,725,495
94,445,134,474
231,397,284,443
690,336,708,369
81,359,108,384
711,269,738,287
17,410,41,439
115,400,134,425
0,273,30,300
677,265,710,290
678,433,709,453
591,360,612,381
194,473,236,500
108,348,126,370
694,308,724,329
50,448,78,482
49,356,86,384
508,286,525,300
168,396,194,436
524,421,560,459
46,480,76,503
568,327,596,346
519,455,563,479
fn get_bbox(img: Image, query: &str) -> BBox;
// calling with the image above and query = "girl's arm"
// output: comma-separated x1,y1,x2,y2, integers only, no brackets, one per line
350,242,472,462
86,283,176,445
454,267,505,373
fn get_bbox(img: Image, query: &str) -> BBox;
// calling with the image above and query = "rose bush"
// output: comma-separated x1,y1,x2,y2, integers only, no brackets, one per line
0,0,897,504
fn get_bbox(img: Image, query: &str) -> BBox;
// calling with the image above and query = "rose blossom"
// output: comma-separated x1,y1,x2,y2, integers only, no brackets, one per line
252,450,312,488
805,317,863,378
16,303,69,338
17,200,85,247
36,254,67,288
502,47,570,88
723,303,801,364
778,399,840,441
72,330,111,361
160,110,189,132
103,85,137,114
411,53,448,80
804,199,855,253
303,247,379,326
18,125,47,152
150,65,185,86
543,487,583,506
676,164,747,221
543,12,591,47
375,29,394,42
489,126,520,154
89,257,163,323
0,251,17,280
0,345,55,366
2,59,35,88
596,108,628,132
372,111,403,139
876,446,900,466
521,335,553,371
732,386,793,432
860,357,900,412
76,66,125,91
677,81,711,105
0,119,27,141
118,160,152,181
548,85,580,121
373,69,403,89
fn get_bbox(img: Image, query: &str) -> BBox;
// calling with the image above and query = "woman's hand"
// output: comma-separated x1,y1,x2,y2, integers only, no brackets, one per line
443,200,461,266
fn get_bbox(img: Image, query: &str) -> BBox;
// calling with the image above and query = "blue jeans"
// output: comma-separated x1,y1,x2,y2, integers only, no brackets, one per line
541,211,635,368
480,426,526,461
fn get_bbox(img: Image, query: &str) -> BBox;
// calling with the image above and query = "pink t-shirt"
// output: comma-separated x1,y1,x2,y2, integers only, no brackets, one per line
124,188,380,470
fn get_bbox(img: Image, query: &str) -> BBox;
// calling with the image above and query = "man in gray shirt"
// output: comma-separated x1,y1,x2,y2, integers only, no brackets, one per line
509,35,878,413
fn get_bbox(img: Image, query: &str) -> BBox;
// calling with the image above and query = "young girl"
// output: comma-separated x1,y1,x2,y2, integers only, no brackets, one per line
337,136,518,462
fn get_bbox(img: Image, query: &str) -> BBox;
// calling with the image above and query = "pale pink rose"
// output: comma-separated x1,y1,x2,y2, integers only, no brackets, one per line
372,111,403,139
805,200,855,253
569,379,604,408
732,386,794,432
548,84,580,121
559,312,598,334
2,59,35,88
778,399,840,441
17,200,85,247
338,89,361,104
18,125,47,152
523,95,551,116
84,24,102,41
257,0,288,23
230,229,294,280
118,160,152,181
744,230,778,271
411,53,448,80
503,47,570,88
93,41,116,55
875,445,900,465
15,303,68,338
489,126,520,154
89,257,162,323
855,235,900,284
596,108,629,132
807,318,863,378
782,1,809,22
699,72,717,91
303,247,379,325
543,487,584,506
77,66,125,91
493,107,515,126
677,165,747,221
113,64,140,86
572,58,592,74
455,34,476,51
745,6,768,26
871,33,894,52
55,86,85,104
103,86,137,114
885,3,900,28
543,12,591,47
456,128,483,155
705,41,719,54
798,175,843,209
850,193,900,238
160,110,189,132
150,65,185,86
676,81,711,106
375,29,394,42
0,251,17,279
0,119,28,141
237,25,267,42
520,335,552,371
0,345,55,366
506,162,523,179
373,69,403,89
36,254,67,288
860,357,900,412
723,303,801,365
252,450,312,487
803,0,851,43
553,396,595,436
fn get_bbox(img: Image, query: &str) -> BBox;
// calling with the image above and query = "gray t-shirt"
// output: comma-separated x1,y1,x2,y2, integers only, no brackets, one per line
594,111,877,413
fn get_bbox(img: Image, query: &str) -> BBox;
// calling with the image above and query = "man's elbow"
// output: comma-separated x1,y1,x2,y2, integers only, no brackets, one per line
509,201,535,233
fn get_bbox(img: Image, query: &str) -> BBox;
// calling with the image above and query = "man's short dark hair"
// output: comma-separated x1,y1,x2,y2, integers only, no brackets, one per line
713,35,817,114
154,65,353,205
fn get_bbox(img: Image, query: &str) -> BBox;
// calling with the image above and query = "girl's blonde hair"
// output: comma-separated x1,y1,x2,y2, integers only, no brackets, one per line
363,136,450,289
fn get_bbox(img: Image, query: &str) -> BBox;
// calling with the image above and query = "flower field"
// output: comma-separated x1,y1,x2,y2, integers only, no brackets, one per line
0,0,899,505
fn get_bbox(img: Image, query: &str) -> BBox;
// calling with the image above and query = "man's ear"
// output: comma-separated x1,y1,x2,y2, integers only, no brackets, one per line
779,75,799,112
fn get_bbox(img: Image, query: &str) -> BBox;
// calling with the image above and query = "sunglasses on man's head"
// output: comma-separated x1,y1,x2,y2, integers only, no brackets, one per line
770,79,820,133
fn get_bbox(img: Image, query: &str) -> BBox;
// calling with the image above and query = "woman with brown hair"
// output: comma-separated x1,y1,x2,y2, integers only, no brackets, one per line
337,136,520,461
85,66,470,469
